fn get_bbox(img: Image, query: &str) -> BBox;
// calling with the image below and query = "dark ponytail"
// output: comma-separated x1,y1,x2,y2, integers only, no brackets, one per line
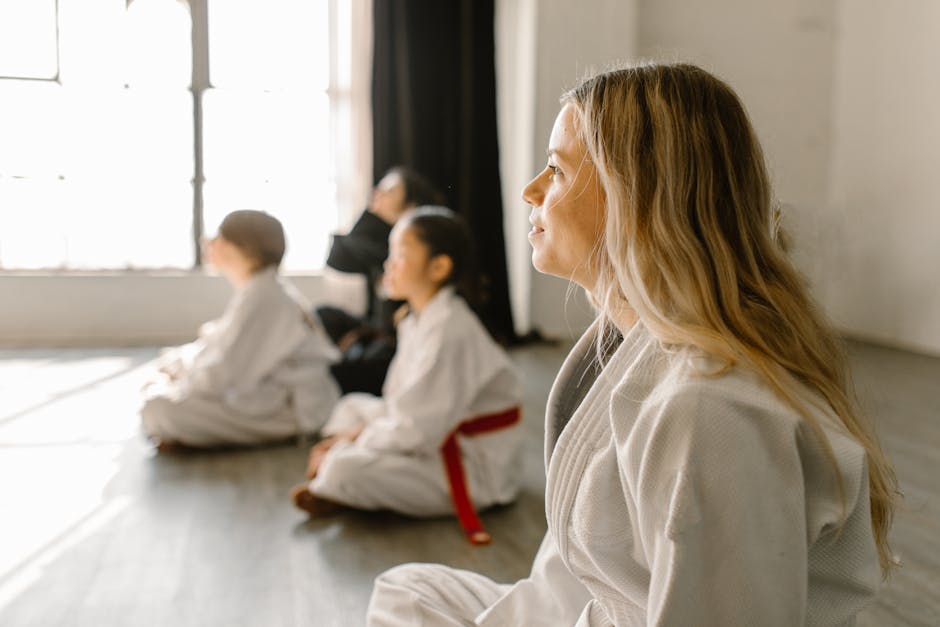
400,206,481,309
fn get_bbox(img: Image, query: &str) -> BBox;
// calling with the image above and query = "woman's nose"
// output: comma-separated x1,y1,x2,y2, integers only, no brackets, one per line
522,171,545,207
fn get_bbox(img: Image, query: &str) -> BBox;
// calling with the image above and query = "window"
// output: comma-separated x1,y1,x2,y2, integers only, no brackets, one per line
0,0,58,79
0,0,194,270
203,0,336,270
0,0,367,271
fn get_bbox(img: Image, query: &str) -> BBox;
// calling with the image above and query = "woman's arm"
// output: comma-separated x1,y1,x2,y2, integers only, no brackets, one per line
326,210,391,274
622,384,809,626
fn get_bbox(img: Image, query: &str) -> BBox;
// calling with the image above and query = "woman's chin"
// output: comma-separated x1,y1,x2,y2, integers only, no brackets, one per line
530,251,557,277
531,253,590,288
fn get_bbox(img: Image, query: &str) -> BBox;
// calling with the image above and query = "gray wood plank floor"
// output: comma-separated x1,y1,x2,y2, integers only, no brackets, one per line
0,338,936,626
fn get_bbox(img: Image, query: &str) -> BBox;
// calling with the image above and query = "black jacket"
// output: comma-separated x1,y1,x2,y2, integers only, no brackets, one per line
326,210,402,332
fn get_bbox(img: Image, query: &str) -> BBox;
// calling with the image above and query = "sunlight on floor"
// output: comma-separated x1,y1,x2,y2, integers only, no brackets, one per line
0,349,158,610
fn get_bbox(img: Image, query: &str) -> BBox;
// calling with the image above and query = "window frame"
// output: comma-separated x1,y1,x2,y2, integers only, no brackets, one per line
0,0,371,272
0,0,61,82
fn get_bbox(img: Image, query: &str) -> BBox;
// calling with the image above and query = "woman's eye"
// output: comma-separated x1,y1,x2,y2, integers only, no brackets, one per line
547,164,560,177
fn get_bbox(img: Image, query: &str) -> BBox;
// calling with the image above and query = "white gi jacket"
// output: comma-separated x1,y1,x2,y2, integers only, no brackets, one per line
368,318,881,626
311,287,522,515
142,268,340,444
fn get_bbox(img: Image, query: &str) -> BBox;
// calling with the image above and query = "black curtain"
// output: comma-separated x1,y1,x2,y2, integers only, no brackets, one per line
372,0,516,343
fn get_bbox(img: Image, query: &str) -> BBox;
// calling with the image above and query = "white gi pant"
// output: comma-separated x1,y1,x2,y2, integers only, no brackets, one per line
308,393,512,517
367,535,594,626
140,387,299,447
368,564,510,626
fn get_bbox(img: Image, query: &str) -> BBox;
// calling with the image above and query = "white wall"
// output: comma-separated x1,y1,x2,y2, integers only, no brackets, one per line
498,0,639,339
495,0,538,336
0,271,365,347
638,0,837,219
822,0,940,355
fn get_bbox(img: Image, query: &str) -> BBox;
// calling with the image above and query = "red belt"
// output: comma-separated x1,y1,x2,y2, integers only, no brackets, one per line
440,406,522,545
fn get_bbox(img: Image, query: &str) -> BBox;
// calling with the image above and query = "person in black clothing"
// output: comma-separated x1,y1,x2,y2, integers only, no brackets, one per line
318,166,445,395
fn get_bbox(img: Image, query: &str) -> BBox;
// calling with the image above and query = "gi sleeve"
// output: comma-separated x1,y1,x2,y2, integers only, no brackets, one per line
620,383,810,626
183,292,308,396
355,327,489,454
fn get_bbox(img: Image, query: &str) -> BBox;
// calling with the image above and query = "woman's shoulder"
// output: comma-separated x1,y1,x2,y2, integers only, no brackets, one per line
613,347,864,477
610,350,868,521
610,347,809,448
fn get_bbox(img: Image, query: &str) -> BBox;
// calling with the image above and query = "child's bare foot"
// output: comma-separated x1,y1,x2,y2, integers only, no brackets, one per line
290,484,343,517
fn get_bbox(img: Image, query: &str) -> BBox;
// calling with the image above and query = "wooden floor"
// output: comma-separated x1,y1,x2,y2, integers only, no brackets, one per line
0,338,937,626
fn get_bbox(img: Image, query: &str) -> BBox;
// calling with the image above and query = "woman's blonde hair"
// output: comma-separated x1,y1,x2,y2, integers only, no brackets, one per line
562,63,897,575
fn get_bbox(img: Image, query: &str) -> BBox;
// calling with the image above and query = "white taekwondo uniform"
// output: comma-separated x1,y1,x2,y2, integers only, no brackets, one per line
367,318,881,626
140,267,340,447
307,287,522,526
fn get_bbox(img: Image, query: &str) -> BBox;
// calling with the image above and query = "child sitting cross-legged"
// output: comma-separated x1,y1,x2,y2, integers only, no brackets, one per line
291,206,522,544
140,210,341,450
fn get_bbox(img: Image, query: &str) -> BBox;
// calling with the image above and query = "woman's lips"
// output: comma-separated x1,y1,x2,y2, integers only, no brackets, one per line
528,211,544,240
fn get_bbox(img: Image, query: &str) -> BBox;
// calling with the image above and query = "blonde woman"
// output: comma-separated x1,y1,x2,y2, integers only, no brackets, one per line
366,63,897,626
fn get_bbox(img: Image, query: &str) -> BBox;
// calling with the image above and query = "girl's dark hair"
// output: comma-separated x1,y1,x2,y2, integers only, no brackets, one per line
400,206,480,307
218,210,286,270
386,166,446,208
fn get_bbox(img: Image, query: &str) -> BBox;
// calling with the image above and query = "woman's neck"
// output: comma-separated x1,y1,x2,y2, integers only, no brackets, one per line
592,290,638,334
611,306,639,334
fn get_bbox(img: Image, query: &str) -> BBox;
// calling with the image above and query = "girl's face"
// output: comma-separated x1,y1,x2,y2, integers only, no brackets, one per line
523,103,606,290
382,223,448,303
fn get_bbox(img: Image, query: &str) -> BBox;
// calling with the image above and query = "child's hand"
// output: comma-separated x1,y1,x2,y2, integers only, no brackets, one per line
305,425,367,479
142,371,172,394
157,365,179,381
306,437,338,479
344,423,366,442
337,329,361,352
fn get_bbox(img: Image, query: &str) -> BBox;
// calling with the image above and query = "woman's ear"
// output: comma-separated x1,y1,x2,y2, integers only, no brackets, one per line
428,254,454,285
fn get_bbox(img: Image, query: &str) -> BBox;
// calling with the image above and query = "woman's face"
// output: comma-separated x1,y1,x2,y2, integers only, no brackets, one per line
523,103,605,290
371,172,409,222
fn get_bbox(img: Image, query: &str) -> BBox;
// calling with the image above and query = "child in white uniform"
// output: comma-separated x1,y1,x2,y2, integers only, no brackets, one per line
367,64,898,625
291,206,522,544
140,210,340,449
